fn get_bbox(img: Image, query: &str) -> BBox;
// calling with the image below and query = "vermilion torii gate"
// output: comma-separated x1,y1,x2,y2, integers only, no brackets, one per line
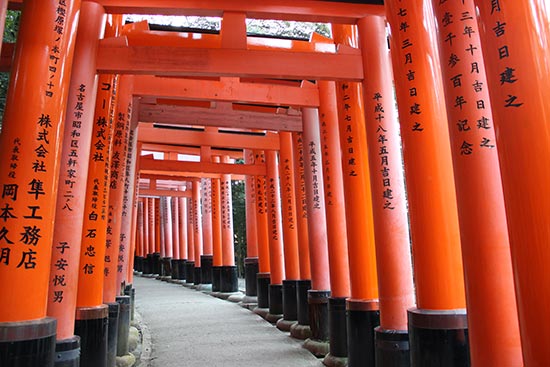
0,1,548,367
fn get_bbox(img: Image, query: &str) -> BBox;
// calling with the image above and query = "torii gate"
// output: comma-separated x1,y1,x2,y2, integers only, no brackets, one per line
1,1,548,367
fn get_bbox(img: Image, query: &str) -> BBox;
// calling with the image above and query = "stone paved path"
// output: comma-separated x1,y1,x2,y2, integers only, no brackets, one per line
133,276,323,367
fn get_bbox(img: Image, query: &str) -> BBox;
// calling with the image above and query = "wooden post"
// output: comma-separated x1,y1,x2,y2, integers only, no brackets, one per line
103,76,133,304
265,150,285,321
192,180,203,284
357,15,417,366
211,159,223,291
253,151,271,311
276,133,301,330
46,3,106,366
384,1,468,364
0,0,81,364
302,108,331,356
220,156,238,292
243,149,259,299
289,132,313,340
317,81,352,363
474,0,550,364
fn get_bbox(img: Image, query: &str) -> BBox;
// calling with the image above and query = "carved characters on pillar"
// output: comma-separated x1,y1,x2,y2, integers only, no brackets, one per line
46,1,69,98
339,83,361,177
370,92,395,210
294,134,308,221
308,142,321,210
394,4,425,132
437,1,498,156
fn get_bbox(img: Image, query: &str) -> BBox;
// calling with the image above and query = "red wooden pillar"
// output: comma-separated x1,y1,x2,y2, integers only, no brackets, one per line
330,25,381,366
103,75,133,304
276,133,301,330
176,194,188,281
136,199,145,273
474,1,550,365
385,1,468,364
264,150,285,321
357,16,417,366
147,197,159,275
289,132,313,339
317,81,352,362
201,146,214,285
186,189,196,283
253,150,271,311
159,197,166,260
154,197,162,275
200,178,213,285
172,197,179,260
126,154,140,286
141,197,151,274
45,4,106,366
116,120,138,289
220,156,238,293
302,108,331,355
160,196,173,278
243,149,259,298
0,0,81,363
291,134,311,283
192,180,203,284
170,196,180,279
431,1,523,365
211,158,223,291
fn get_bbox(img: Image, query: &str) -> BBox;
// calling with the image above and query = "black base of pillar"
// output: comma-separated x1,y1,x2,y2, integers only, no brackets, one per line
408,308,469,367
133,256,143,273
194,266,202,285
185,261,195,284
143,254,153,275
171,259,180,279
282,280,298,321
54,336,80,367
0,317,57,367
152,253,161,275
346,300,380,367
329,297,348,358
212,266,222,292
75,306,109,367
256,272,271,309
308,290,330,342
375,327,410,367
201,255,213,284
244,257,259,296
268,284,284,316
297,280,312,326
220,266,238,292
106,302,119,367
115,296,131,357
161,257,172,278
123,285,135,322
177,259,187,280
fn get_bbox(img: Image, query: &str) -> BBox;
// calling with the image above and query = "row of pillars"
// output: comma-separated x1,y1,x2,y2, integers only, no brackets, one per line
0,0,548,367
134,175,240,294
0,2,139,366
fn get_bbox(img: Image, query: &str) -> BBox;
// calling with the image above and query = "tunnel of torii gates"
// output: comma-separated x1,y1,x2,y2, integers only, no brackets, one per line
0,0,548,367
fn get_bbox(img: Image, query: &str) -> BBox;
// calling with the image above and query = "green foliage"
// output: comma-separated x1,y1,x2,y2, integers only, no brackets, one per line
232,179,247,277
4,10,20,42
231,158,247,277
0,10,21,130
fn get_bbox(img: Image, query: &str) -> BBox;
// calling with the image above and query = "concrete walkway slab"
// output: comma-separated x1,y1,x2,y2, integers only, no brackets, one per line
133,276,323,367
